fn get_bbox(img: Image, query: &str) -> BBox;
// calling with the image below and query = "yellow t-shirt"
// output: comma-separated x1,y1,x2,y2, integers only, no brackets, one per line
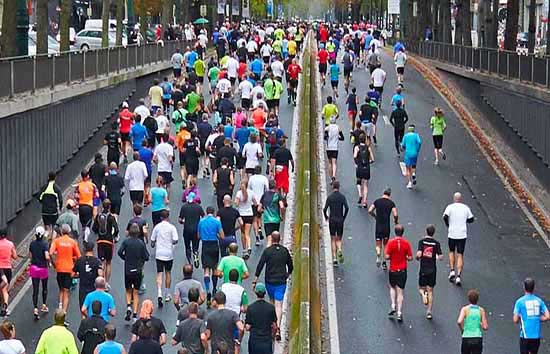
149,85,163,107
322,103,338,125
288,40,297,55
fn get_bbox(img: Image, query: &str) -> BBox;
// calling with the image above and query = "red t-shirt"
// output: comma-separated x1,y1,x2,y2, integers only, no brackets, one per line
318,50,329,65
238,62,248,79
287,64,301,80
385,237,412,272
320,28,329,42
119,109,134,134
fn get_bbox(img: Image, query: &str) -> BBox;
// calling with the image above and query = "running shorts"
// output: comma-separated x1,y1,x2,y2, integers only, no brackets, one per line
266,283,286,301
343,67,352,78
201,241,220,269
242,215,254,225
42,214,58,227
418,269,437,287
289,79,298,89
374,86,383,95
264,223,280,237
158,171,174,184
319,63,327,74
97,241,114,262
326,150,338,160
329,220,344,238
186,161,199,176
520,338,540,354
57,272,72,290
120,133,130,142
433,135,444,149
173,68,182,78
396,67,405,75
130,191,144,205
252,205,262,217
0,269,12,284
356,167,370,183
179,151,187,166
404,156,417,168
361,122,375,138
152,210,163,226
388,270,407,289
155,259,173,273
125,271,143,290
242,98,251,110
263,56,270,64
461,337,483,354
78,205,93,228
448,238,466,255
331,80,339,89
110,199,121,215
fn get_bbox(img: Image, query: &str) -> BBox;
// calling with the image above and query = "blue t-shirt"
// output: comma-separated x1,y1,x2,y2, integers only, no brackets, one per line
97,341,123,354
401,132,422,158
368,90,380,104
130,124,148,150
187,51,198,68
235,127,250,152
514,294,548,339
282,40,288,53
83,290,116,322
213,32,220,44
150,187,168,212
250,59,263,75
364,35,373,49
224,124,235,139
198,215,222,241
160,81,173,100
138,147,153,176
391,93,404,110
393,41,405,53
329,64,339,82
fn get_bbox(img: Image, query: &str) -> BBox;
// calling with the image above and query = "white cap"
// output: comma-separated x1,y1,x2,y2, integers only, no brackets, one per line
35,226,45,237
122,101,129,108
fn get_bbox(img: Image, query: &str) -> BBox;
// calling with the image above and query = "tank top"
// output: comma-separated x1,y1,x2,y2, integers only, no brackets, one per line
462,305,483,338
78,180,95,207
356,144,370,169
216,167,232,193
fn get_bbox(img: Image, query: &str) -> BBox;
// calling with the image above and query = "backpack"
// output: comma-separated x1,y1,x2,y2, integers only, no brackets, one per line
96,213,109,237
268,130,277,146
358,145,370,167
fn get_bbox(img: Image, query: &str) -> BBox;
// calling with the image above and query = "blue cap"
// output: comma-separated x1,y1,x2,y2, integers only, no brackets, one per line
187,192,196,202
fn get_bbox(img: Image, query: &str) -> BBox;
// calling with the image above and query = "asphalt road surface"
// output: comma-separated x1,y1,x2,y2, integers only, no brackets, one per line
10,72,297,354
329,50,550,354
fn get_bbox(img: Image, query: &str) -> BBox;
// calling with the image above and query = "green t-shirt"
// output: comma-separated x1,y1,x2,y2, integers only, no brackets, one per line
194,59,205,77
208,67,220,83
172,108,188,131
326,42,336,53
274,28,285,41
217,255,248,284
322,103,338,125
273,80,283,99
264,79,275,100
261,191,282,224
220,55,229,68
272,40,282,53
430,115,446,136
186,92,200,113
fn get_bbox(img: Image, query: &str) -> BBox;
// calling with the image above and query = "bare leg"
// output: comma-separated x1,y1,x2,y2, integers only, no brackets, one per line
396,287,404,315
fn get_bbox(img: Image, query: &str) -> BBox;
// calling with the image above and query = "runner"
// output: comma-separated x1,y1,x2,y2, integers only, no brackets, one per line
286,58,301,106
172,302,207,353
389,100,409,157
358,96,378,144
138,141,154,205
271,138,294,196
234,181,257,259
318,43,329,86
56,199,80,239
325,116,344,183
178,193,205,266
129,115,149,153
92,199,119,289
390,86,405,110
253,231,293,340
216,195,242,258
153,133,175,196
104,163,125,219
458,289,489,354
385,224,413,322
38,171,63,240
130,300,167,345
394,47,407,86
401,125,422,189
213,157,236,209
217,243,249,284
173,264,206,311
75,169,99,242
443,192,474,286
258,180,286,244
118,101,134,163
370,63,386,105
323,181,349,265
95,325,125,354
329,60,340,98
353,135,374,208
81,277,116,322
248,166,269,246
368,188,398,270
345,87,359,132
430,107,447,165
242,134,264,178
50,224,81,313
104,122,123,166
198,206,225,307
124,152,148,205
126,205,149,244
416,224,443,319
29,226,50,320
203,292,245,354
150,210,179,307
342,47,354,94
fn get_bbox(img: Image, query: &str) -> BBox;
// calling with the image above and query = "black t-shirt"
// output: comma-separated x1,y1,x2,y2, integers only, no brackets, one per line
104,131,121,150
117,237,149,274
171,89,185,105
173,317,206,354
29,239,48,268
89,162,106,189
197,122,213,141
73,256,103,292
359,104,377,123
206,309,240,354
184,138,201,162
217,207,240,236
355,144,370,169
323,191,349,223
217,145,237,167
127,216,148,241
216,167,232,192
131,316,167,343
351,128,363,147
245,300,277,341
128,339,163,354
179,203,205,233
346,93,357,111
213,135,226,153
104,174,124,202
417,237,442,273
373,198,396,235
273,147,293,167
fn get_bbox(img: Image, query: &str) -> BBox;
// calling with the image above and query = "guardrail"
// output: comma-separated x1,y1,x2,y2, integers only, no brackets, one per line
0,40,186,99
406,40,550,88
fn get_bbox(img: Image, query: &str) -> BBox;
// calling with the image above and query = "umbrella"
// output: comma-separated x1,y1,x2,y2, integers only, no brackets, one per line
194,18,209,25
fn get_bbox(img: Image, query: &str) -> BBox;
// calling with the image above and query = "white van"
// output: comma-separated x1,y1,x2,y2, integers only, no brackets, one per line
84,19,117,32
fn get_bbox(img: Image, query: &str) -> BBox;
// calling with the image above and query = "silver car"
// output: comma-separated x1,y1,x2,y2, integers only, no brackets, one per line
74,29,127,51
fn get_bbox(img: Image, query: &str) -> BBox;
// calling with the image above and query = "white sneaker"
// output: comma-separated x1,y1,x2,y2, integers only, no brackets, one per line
455,276,462,286
165,294,172,302
434,160,439,165
448,270,456,282
406,181,413,189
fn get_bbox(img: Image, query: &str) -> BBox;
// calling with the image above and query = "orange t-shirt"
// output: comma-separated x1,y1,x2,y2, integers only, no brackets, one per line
50,235,81,274
76,180,96,207
0,239,14,269
176,130,191,152
252,109,266,131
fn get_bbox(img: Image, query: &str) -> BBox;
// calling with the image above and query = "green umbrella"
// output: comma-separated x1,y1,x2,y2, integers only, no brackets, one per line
193,18,209,25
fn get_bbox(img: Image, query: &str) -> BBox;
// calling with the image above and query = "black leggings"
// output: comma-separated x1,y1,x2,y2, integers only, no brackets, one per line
32,278,48,308
394,128,405,154
183,232,200,261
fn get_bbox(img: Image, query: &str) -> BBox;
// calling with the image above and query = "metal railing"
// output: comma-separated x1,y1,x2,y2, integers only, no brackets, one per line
0,40,184,99
406,41,550,88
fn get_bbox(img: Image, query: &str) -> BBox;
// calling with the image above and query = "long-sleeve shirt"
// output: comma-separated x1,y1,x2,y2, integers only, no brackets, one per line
323,191,349,222
390,108,409,130
255,244,293,285
118,237,149,274
35,325,79,354
38,181,63,215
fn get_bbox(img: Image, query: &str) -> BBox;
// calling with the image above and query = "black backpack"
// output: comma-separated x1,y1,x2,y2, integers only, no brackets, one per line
358,145,370,167
96,213,109,237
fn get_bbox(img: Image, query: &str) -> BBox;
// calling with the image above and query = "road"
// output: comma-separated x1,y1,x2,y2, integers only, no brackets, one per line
10,71,297,354
329,50,550,353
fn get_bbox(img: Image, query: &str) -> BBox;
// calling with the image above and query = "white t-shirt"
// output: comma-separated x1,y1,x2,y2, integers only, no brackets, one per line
443,202,474,239
251,86,265,103
248,174,269,201
236,189,255,216
221,282,246,315
237,38,246,48
326,124,340,151
206,133,220,158
258,29,266,42
226,57,239,78
155,115,169,134
238,80,253,100
242,142,263,169
371,38,382,53
154,142,174,173
134,105,150,120
217,78,232,94
371,68,386,87
260,44,272,57
246,40,258,53
124,160,148,191
271,60,284,78
0,339,25,354
151,221,179,261
198,34,208,47
394,51,407,67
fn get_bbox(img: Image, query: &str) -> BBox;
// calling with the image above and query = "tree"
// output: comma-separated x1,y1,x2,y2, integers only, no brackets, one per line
432,0,440,41
1,0,17,57
102,0,110,47
161,0,173,28
503,0,518,50
59,0,71,52
36,0,48,54
417,0,429,41
455,0,464,44
527,0,536,52
440,0,452,43
547,0,550,55
463,0,472,46
116,0,124,45
490,0,498,48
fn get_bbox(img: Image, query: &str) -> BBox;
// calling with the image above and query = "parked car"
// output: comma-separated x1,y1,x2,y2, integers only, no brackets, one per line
28,32,60,56
74,29,127,51
55,27,76,45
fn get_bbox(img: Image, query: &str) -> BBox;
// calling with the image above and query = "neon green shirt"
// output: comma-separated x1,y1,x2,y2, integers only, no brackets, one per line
272,40,282,53
264,79,275,100
273,80,283,99
186,92,200,113
194,59,205,77
274,28,285,41
35,325,79,354
322,103,338,125
217,255,249,284
326,42,336,53
220,55,229,68
430,115,446,136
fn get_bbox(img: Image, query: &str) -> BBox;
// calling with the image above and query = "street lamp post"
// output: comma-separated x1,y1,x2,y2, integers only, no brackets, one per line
16,0,29,56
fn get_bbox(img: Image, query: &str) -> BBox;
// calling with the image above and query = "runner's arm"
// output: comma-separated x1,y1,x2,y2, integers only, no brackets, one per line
480,307,489,329
457,307,466,332
392,207,398,224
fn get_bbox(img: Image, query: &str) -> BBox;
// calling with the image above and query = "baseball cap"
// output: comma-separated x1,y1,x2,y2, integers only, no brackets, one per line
122,101,129,108
187,192,196,203
66,199,76,208
255,282,266,294
35,226,45,237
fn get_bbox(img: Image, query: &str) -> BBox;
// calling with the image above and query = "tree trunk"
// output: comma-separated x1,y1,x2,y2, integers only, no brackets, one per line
463,0,472,46
503,0,518,50
490,0,498,47
59,0,71,52
116,0,124,45
102,0,110,47
36,0,48,54
161,0,172,27
432,0,440,41
417,0,429,41
456,0,464,44
527,0,536,52
1,0,17,57
440,0,452,43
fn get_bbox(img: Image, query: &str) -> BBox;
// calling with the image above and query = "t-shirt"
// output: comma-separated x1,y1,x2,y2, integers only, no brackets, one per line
514,294,548,339
179,203,205,234
83,290,116,322
443,202,474,239
130,124,148,150
131,317,166,343
417,237,442,273
325,124,340,151
124,160,148,191
329,64,340,81
0,339,25,354
221,283,248,315
271,61,284,78
29,239,49,268
385,237,412,272
242,142,263,169
238,80,253,99
371,68,386,87
138,148,153,176
248,174,269,201
208,67,221,82
217,255,248,284
430,115,446,136
128,339,162,354
150,221,179,261
97,341,124,354
194,59,205,77
401,132,422,159
153,142,174,173
318,49,328,64
50,235,81,273
264,79,275,100
173,317,206,354
260,191,283,224
217,207,240,237
287,63,301,80
198,215,222,242
373,198,396,236
174,278,204,305
235,190,254,217
150,187,168,212
73,255,102,292
273,147,293,167
245,300,277,341
394,51,407,67
322,104,338,125
148,86,163,107
206,309,240,354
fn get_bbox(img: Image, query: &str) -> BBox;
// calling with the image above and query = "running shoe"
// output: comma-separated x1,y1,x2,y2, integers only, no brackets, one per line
243,252,250,260
207,293,212,309
165,295,172,303
448,270,456,282
373,136,377,145
132,314,138,324
193,252,200,268
158,296,164,308
259,230,264,240
139,283,146,295
434,160,439,166
33,308,40,321
275,329,282,341
412,173,417,185
333,258,338,266
388,308,396,316
357,197,362,206
105,283,111,292
125,308,132,321
337,250,344,264
382,261,387,271
406,181,413,189
442,152,447,160
255,236,261,246
376,256,381,268
41,304,49,313
426,312,433,320
455,276,462,287
248,248,252,256
396,313,403,322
